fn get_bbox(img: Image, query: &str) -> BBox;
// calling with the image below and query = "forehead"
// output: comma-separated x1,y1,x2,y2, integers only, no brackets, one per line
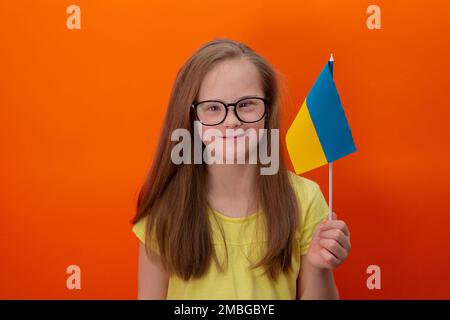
197,58,264,102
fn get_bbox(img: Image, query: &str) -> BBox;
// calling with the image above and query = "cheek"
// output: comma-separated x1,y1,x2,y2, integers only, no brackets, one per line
194,122,208,144
199,126,210,144
245,118,266,139
198,125,223,145
248,121,265,131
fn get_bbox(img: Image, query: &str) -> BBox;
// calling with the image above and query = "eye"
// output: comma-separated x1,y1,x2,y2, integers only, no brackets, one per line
197,102,223,113
206,104,221,112
237,99,256,111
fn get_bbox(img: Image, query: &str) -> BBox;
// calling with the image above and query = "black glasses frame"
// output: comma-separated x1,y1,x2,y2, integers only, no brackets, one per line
191,96,269,126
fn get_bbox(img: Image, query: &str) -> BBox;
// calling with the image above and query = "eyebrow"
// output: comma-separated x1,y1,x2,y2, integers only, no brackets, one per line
199,95,262,103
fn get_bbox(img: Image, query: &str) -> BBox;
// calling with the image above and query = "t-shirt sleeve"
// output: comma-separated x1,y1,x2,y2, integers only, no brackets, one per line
299,182,329,255
132,217,146,243
132,216,160,255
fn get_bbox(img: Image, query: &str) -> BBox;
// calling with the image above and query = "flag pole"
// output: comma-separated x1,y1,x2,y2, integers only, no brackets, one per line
328,53,334,220
329,162,333,220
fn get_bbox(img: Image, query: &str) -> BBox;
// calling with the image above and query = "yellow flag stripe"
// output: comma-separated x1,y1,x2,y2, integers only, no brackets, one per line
286,100,328,174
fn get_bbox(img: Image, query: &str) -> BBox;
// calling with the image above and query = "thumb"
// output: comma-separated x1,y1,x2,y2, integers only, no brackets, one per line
331,211,338,220
312,220,325,241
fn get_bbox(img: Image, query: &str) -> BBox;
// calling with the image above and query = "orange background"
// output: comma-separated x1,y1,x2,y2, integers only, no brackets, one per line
1,0,449,299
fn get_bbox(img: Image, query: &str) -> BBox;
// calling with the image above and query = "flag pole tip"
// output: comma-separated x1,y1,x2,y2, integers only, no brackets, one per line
329,53,334,62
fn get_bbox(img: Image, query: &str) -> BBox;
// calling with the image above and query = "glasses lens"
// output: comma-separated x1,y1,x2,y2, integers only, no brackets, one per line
236,98,265,122
196,101,226,125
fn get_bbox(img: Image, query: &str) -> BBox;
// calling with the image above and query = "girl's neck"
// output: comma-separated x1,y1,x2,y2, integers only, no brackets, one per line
206,164,258,196
205,164,259,216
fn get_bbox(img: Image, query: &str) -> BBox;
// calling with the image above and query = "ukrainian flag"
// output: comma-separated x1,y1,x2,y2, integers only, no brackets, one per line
286,58,356,174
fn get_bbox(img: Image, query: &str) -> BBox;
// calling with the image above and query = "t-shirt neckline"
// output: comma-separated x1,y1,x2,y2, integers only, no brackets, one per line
207,205,262,222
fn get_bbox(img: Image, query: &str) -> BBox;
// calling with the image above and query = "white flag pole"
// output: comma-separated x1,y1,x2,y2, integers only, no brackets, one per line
329,162,333,220
328,53,334,220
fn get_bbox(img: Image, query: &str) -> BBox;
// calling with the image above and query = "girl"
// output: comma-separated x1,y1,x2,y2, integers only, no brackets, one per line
131,38,351,300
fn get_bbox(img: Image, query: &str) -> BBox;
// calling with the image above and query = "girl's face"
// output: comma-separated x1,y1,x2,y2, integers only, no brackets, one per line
195,58,266,163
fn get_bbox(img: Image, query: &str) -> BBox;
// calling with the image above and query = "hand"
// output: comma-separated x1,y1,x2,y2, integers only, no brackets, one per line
306,212,351,270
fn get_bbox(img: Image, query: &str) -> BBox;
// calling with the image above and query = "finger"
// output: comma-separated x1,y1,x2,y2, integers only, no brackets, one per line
319,238,348,260
331,211,337,220
321,219,350,237
319,248,340,268
319,228,351,251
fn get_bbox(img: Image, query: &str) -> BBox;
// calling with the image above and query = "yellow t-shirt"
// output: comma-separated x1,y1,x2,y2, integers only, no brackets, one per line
132,171,329,299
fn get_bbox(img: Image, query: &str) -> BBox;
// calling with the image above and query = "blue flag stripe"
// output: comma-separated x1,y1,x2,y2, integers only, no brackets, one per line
305,62,357,162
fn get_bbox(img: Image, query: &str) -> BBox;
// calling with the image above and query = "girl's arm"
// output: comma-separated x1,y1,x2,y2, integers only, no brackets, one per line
137,242,169,299
297,212,351,300
297,255,339,299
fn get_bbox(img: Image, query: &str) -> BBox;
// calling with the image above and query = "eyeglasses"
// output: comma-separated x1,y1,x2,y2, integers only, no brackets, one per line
191,96,269,126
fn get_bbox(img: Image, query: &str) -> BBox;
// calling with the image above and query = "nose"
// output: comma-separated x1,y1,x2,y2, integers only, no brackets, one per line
223,106,241,128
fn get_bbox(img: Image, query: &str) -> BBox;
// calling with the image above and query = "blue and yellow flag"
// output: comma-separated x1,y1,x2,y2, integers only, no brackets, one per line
286,59,356,174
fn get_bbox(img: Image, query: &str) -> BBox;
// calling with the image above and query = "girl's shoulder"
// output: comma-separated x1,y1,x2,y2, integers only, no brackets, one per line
287,170,323,201
287,171,329,254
